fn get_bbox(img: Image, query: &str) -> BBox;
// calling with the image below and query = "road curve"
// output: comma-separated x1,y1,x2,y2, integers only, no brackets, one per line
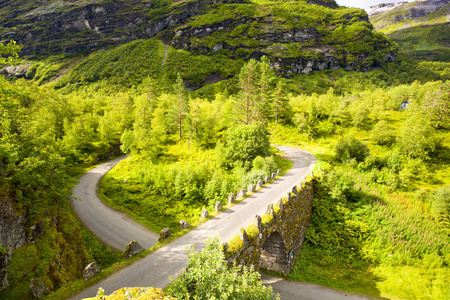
70,146,316,299
71,156,159,251
262,274,373,300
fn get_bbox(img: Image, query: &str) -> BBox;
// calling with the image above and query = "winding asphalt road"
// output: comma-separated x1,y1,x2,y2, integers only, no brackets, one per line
71,156,159,251
70,146,369,300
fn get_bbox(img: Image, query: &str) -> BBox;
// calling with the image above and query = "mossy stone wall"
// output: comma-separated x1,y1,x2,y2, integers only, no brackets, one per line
224,179,314,274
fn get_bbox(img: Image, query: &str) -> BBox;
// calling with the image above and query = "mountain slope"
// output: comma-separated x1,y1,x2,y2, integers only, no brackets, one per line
370,0,450,61
0,0,396,75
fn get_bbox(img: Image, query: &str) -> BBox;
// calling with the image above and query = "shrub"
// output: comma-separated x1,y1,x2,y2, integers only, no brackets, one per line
225,123,270,169
431,185,450,224
335,134,370,163
168,236,279,300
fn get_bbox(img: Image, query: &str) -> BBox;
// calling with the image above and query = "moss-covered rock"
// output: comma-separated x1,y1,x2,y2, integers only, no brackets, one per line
84,287,177,300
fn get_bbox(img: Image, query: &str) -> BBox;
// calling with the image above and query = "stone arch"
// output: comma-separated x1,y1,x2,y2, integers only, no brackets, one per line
260,231,290,274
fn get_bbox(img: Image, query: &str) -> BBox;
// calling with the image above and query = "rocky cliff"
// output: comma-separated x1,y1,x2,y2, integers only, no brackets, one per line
0,198,26,292
0,0,396,75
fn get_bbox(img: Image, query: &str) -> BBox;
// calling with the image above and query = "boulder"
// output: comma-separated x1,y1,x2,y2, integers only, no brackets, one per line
179,220,191,230
248,184,255,193
228,193,235,205
271,172,276,179
29,278,50,299
83,261,101,281
292,185,298,196
237,189,246,199
200,209,209,219
264,175,270,184
255,215,262,230
124,240,144,259
239,228,248,246
256,179,262,189
266,204,274,216
215,201,222,211
159,228,171,241
276,169,280,176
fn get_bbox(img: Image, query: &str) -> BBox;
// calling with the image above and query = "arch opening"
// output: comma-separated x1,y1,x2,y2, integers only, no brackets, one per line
260,231,291,274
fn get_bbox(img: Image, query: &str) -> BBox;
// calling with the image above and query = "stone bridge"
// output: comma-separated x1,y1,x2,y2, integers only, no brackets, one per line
224,178,314,274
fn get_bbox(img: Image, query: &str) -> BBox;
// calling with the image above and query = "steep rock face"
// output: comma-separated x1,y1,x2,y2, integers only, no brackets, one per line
169,4,394,74
0,0,245,55
0,199,26,291
0,0,395,75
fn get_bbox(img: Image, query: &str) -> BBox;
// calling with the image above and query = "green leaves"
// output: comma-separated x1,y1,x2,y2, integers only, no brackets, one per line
168,235,279,300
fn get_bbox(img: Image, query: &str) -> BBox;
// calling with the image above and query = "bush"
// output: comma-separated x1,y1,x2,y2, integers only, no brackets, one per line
370,120,395,146
335,135,370,163
431,185,450,224
168,236,279,300
225,123,270,169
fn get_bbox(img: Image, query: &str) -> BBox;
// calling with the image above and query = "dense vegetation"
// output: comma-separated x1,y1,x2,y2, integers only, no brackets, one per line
167,236,279,299
269,79,450,298
0,0,449,297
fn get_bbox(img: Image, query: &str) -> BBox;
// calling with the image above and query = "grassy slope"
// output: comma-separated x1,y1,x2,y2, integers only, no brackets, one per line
269,83,450,299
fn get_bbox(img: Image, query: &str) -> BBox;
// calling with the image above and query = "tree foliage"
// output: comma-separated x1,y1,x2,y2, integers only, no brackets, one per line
168,236,279,300
225,123,270,169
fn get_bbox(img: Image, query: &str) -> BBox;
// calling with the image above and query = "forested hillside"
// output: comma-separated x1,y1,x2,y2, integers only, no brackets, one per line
0,0,449,299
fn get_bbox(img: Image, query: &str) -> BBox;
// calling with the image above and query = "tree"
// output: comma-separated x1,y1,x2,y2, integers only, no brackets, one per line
168,236,279,300
225,123,270,170
0,40,21,66
335,134,370,163
431,185,450,225
237,59,260,124
169,73,189,140
236,57,275,125
272,80,289,124
397,112,439,160
258,56,275,123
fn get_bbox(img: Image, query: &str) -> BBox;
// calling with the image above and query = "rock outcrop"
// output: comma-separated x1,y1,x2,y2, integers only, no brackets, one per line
0,0,396,75
0,199,26,291
124,240,144,259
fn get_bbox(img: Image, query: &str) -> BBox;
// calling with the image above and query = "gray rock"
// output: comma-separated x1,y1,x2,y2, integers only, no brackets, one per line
0,199,26,291
256,179,262,189
266,203,274,216
29,278,50,298
215,201,222,211
239,228,248,246
276,169,280,176
255,215,262,230
124,240,144,259
271,172,276,179
248,184,255,193
222,242,228,254
83,262,101,281
179,220,191,230
292,185,298,196
200,209,209,219
264,175,270,184
310,171,314,177
277,199,284,215
159,228,171,241
237,189,246,199
228,193,235,205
